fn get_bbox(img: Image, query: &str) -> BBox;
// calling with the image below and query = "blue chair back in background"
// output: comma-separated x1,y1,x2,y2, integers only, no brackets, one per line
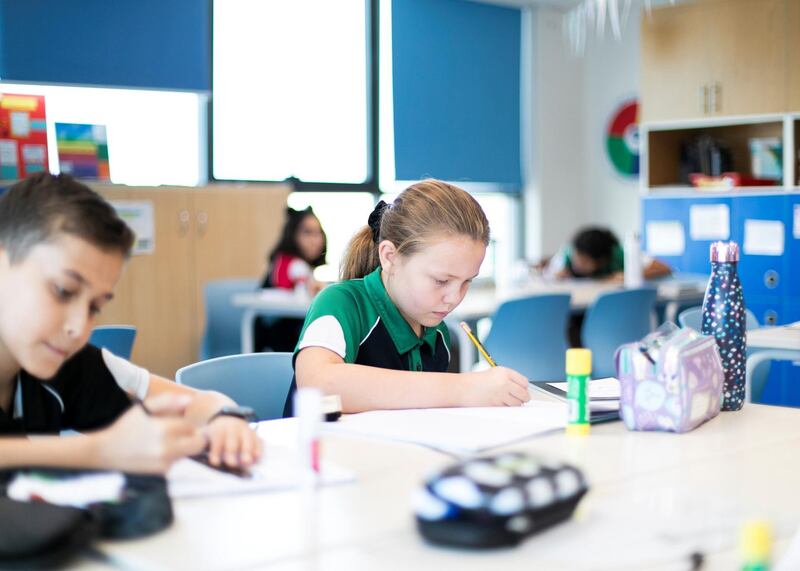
678,305,769,401
200,278,259,360
582,288,658,378
176,352,294,422
483,294,571,381
89,325,137,359
677,305,760,331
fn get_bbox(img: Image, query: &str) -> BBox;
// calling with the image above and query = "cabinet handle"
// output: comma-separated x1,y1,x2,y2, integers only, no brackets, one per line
701,85,709,115
712,83,721,113
178,209,190,237
197,210,208,237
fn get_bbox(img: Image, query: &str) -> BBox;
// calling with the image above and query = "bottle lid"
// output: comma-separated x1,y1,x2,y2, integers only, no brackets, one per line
710,241,739,262
566,348,592,376
740,520,772,562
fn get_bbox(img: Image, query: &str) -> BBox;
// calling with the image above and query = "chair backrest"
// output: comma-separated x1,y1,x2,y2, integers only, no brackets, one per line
201,278,259,360
678,305,760,331
582,288,658,378
176,352,294,422
89,325,137,359
483,294,571,381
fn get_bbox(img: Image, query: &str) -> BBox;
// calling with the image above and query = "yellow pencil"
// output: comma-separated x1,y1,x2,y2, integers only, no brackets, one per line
459,321,497,367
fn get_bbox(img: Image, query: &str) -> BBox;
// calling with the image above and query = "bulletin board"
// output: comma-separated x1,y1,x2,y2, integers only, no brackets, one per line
0,93,49,180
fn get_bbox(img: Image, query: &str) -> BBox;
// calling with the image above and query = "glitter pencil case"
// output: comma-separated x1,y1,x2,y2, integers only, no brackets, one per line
615,324,725,433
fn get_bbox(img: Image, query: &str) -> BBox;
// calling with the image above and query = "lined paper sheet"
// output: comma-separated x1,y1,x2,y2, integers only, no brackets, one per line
168,444,354,498
322,400,569,456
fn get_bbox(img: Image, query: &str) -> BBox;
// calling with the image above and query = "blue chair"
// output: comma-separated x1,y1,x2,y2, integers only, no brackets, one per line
176,352,294,421
200,278,259,360
582,288,658,378
482,294,571,381
678,306,759,331
89,325,137,359
678,305,769,401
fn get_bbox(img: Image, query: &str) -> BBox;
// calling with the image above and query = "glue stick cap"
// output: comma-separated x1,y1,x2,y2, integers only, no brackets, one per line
566,349,592,376
740,519,772,562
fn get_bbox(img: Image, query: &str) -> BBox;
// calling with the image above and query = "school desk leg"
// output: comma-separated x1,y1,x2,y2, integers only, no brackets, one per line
241,308,257,353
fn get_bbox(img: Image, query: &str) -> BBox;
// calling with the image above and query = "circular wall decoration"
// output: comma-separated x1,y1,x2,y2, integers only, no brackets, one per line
606,98,639,178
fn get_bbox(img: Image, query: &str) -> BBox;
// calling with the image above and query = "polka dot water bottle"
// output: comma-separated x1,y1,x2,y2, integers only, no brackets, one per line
701,241,747,411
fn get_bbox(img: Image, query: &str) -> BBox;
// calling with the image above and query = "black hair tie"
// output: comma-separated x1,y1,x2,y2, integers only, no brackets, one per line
368,200,390,244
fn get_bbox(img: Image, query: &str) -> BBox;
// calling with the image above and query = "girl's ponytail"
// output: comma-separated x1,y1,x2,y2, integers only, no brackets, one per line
340,225,380,280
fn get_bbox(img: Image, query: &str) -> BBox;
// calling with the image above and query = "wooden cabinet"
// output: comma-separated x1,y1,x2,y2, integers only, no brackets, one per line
787,0,800,110
93,184,290,377
641,0,786,122
641,2,710,122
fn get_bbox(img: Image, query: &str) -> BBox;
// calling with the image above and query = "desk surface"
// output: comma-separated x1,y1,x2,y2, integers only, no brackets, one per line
84,402,800,571
748,322,800,350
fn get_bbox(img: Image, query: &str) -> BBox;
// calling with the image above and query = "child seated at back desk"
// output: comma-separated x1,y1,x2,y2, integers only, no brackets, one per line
254,206,327,352
0,173,261,473
544,227,671,281
287,180,530,415
543,227,672,347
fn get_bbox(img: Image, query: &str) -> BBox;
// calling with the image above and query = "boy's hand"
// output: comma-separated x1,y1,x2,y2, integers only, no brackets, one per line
204,416,263,468
462,367,530,407
95,398,206,474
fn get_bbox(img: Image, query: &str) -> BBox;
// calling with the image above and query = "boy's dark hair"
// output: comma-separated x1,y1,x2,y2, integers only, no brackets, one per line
268,206,327,267
0,172,135,262
572,227,619,262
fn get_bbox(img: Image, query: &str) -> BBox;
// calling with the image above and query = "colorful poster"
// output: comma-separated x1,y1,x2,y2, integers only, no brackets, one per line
0,93,48,179
55,123,110,180
605,98,639,178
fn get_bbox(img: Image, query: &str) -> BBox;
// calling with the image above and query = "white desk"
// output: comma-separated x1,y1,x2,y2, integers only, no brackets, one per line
746,322,800,402
84,402,800,571
234,277,707,374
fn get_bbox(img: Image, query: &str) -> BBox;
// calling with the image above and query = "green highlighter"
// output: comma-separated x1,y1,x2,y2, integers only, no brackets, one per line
566,348,592,436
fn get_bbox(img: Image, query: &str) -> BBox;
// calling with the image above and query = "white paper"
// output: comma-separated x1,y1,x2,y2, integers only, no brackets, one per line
794,204,800,240
168,445,354,499
10,111,30,137
744,219,785,256
21,144,46,165
110,200,155,255
323,400,568,456
8,471,125,508
549,377,621,400
689,204,730,240
0,139,18,164
645,221,685,256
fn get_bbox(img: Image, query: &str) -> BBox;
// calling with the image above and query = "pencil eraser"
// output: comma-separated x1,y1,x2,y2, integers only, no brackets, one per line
322,394,342,422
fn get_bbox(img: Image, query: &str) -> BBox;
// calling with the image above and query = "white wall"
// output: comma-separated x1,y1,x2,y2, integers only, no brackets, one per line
582,3,642,240
524,4,641,259
524,8,588,260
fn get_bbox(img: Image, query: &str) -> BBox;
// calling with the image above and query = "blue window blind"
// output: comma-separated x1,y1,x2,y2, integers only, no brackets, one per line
391,0,521,189
0,0,209,91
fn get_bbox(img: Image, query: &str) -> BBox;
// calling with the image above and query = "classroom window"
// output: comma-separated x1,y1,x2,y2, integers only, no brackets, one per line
212,0,370,185
0,82,207,186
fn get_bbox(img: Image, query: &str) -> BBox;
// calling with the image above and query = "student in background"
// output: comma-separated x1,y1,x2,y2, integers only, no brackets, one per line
0,173,261,473
254,206,327,352
288,179,529,414
544,227,671,281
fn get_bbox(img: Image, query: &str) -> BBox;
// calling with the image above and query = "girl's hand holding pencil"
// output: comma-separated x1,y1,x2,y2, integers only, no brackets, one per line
459,322,530,407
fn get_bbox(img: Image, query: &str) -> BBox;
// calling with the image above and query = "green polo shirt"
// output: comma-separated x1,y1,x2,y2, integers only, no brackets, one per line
283,267,451,415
